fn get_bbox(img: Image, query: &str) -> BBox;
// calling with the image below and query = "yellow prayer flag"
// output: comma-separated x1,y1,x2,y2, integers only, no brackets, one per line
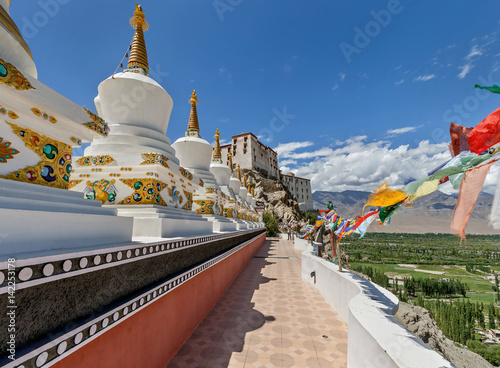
411,179,440,201
363,182,407,212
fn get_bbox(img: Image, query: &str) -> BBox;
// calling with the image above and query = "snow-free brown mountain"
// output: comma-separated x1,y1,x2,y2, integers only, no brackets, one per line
313,190,500,235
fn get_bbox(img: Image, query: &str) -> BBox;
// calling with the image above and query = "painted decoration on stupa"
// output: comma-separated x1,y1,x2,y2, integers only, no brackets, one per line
1,122,72,189
0,57,34,91
84,179,117,204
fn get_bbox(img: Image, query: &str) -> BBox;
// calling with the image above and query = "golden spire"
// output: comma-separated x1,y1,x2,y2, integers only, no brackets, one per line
127,4,149,75
251,186,255,197
247,182,251,193
228,150,233,173
237,164,242,181
186,90,200,137
242,173,247,187
212,128,222,162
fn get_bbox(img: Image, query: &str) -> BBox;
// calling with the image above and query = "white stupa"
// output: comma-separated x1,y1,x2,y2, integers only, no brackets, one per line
209,129,248,230
172,93,237,232
70,4,212,238
0,0,134,256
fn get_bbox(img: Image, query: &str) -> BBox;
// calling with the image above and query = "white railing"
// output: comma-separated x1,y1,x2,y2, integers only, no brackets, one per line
300,247,455,368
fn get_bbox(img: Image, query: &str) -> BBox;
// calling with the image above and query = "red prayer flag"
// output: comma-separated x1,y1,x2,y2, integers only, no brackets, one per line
467,107,500,154
449,122,473,157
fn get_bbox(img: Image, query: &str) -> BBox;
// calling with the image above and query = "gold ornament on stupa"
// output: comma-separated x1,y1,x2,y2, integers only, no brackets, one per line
251,186,255,197
127,4,149,75
212,128,222,162
237,164,242,181
242,173,247,187
228,150,233,173
186,90,200,137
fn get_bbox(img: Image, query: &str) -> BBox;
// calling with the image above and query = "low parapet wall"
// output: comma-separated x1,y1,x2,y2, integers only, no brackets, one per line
301,249,455,368
0,229,265,368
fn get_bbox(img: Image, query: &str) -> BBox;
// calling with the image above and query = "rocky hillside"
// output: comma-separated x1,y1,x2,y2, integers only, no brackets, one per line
244,169,302,223
395,302,493,368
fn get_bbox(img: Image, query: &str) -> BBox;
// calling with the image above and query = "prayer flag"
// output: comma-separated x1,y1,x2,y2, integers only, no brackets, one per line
475,84,500,94
468,107,500,154
364,182,407,212
490,174,500,230
449,123,473,157
451,160,496,239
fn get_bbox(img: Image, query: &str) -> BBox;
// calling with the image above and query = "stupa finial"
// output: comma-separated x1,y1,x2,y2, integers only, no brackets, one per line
212,128,222,162
186,90,200,137
242,173,247,187
237,164,242,181
228,150,233,173
127,3,149,75
251,186,255,197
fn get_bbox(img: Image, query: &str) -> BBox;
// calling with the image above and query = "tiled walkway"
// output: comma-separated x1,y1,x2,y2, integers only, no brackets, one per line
167,237,348,368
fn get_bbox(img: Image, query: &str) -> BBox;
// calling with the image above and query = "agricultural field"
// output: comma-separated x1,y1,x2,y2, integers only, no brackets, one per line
345,233,500,303
343,233,500,364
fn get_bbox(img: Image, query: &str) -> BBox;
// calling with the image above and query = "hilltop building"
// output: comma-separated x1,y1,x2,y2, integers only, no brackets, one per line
281,172,313,211
220,132,279,179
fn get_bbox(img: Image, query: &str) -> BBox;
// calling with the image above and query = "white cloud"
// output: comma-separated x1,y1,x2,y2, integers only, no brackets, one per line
395,79,405,85
386,126,421,137
334,135,368,146
283,64,292,73
288,138,452,192
285,147,334,160
339,72,346,82
412,74,436,82
331,83,339,91
279,159,298,167
465,44,483,60
274,141,314,157
458,63,472,79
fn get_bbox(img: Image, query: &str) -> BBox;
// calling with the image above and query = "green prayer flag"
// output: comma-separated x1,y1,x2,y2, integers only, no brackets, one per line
379,200,404,224
475,84,500,94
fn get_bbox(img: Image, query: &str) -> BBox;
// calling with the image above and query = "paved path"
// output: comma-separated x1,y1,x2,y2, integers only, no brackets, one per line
167,237,348,368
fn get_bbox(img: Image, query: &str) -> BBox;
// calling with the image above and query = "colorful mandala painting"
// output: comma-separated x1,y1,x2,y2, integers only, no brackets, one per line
119,178,167,206
194,200,214,215
1,122,72,189
182,190,193,210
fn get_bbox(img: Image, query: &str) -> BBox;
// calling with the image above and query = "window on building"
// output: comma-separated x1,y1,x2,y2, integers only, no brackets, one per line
233,139,237,144
244,136,247,142
243,149,247,154
254,155,256,161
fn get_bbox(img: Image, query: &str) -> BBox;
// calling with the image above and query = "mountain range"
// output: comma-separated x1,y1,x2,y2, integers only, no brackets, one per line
312,190,500,235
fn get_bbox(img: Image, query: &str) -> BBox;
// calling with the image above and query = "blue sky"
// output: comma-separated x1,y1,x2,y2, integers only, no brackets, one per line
10,0,500,193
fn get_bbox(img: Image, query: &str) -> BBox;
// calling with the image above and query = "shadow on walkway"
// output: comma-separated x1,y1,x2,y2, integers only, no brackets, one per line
167,240,278,368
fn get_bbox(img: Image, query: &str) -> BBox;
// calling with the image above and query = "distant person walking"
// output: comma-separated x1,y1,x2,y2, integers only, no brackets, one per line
287,226,292,241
